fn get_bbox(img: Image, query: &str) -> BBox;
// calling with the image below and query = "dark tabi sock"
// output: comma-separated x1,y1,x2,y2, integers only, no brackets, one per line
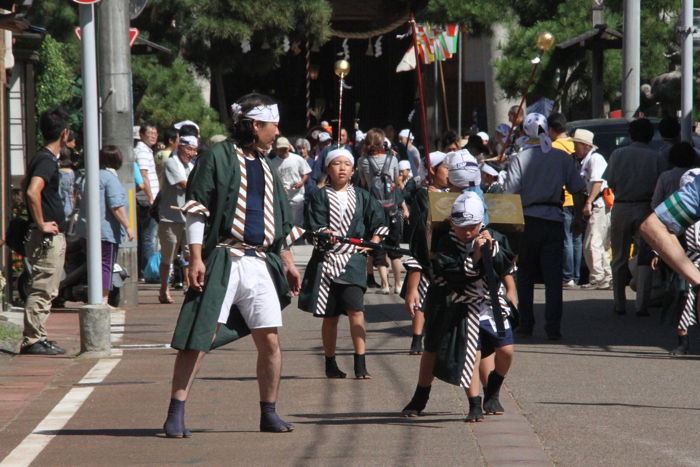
465,396,484,423
353,353,371,379
482,370,506,415
409,334,423,354
163,398,192,438
671,334,690,356
260,401,294,433
401,384,431,416
325,356,347,378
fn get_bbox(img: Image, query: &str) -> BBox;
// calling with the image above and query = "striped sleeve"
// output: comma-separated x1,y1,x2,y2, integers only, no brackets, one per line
182,200,211,218
655,180,700,234
403,256,423,272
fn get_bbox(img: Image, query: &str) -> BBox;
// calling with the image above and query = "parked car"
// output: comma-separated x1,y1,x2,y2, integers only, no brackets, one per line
567,118,700,160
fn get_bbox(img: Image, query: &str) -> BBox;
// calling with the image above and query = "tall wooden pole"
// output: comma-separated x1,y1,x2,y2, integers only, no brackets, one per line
410,15,432,181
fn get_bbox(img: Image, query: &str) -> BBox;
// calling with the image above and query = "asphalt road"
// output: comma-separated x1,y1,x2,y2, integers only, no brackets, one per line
1,246,699,466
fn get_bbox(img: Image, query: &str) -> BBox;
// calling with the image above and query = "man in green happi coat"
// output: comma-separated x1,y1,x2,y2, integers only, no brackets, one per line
163,94,304,437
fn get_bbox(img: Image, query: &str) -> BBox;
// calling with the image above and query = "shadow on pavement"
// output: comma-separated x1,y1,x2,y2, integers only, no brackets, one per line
538,401,700,411
514,297,699,355
291,411,460,428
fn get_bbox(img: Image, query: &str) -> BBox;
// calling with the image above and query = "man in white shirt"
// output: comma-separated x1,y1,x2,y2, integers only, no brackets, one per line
572,129,612,289
157,136,196,303
270,136,311,226
135,123,159,278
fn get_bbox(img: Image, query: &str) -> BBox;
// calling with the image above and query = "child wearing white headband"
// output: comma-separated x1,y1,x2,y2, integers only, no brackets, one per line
299,147,389,380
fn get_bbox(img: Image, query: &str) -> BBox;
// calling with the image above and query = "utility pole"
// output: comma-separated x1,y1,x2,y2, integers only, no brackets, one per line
97,0,138,306
622,0,640,120
680,0,694,142
78,0,111,357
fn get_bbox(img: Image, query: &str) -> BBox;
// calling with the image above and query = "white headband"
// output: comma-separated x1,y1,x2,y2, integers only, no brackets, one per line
230,103,280,123
179,135,198,148
325,148,354,168
174,120,199,131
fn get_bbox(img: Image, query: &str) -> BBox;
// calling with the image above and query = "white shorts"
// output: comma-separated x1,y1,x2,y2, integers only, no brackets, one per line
217,255,282,329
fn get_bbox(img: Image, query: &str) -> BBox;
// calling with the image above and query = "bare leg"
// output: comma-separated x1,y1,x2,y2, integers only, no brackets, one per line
250,327,282,403
494,345,514,376
159,262,172,301
479,352,495,386
417,351,436,387
347,310,366,354
465,351,482,398
322,316,340,357
171,349,207,401
378,265,389,289
391,258,403,290
411,310,425,336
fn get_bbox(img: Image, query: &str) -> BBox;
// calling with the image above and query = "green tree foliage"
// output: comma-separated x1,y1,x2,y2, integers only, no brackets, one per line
420,0,506,34
494,0,682,117
132,56,225,140
35,35,82,138
139,0,333,76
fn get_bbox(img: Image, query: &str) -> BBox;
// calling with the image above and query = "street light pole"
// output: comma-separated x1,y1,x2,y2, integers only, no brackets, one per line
622,0,640,120
78,0,111,357
680,0,694,142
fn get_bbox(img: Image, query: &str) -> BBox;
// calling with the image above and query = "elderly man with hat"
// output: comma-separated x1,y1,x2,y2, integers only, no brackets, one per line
270,136,312,227
572,128,612,289
504,113,585,340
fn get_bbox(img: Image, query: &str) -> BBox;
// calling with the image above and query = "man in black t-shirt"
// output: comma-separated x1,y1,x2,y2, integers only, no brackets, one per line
20,107,71,355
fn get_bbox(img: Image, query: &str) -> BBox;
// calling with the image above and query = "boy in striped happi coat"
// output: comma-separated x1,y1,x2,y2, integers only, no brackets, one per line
163,94,305,437
298,148,389,379
401,192,516,422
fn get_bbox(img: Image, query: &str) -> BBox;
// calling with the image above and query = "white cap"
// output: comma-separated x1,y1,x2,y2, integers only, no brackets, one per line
398,160,411,171
318,132,332,143
325,148,354,167
476,131,489,142
399,129,414,141
450,191,484,227
480,163,499,177
429,151,446,168
446,150,481,188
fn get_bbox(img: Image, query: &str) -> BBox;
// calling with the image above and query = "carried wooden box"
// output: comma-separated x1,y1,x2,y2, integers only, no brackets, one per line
427,192,524,253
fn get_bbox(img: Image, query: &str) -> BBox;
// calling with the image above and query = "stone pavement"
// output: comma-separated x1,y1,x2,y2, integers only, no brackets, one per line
0,246,699,466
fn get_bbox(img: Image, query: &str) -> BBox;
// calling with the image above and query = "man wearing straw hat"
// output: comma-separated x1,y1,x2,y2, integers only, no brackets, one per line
571,128,612,289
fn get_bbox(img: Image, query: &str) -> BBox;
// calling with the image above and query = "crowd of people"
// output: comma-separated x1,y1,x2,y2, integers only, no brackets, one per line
14,96,700,435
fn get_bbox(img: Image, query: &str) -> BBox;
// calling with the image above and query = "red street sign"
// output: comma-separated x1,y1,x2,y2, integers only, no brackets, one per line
75,27,140,48
129,28,139,47
72,0,101,4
